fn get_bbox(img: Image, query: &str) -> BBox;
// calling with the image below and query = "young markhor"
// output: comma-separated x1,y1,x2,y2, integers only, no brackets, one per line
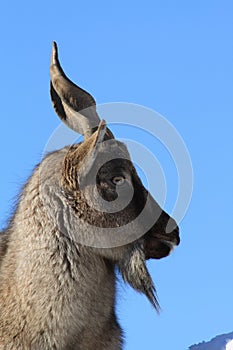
0,42,180,349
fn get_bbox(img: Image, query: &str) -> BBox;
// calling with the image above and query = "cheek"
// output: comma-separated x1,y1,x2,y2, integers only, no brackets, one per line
96,183,118,202
101,189,118,202
144,240,171,259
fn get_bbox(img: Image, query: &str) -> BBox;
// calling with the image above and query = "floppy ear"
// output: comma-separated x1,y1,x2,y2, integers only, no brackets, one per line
50,41,100,138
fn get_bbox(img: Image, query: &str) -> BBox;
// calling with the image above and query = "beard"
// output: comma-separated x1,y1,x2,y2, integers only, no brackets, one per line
117,243,160,312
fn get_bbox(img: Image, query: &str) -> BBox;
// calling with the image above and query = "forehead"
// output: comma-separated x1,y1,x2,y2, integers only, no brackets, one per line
98,158,134,174
96,140,134,175
98,139,131,158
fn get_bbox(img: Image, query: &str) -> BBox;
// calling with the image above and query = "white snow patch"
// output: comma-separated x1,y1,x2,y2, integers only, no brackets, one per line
226,339,233,350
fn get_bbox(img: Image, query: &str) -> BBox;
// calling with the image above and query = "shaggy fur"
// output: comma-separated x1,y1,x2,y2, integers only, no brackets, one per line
0,42,180,349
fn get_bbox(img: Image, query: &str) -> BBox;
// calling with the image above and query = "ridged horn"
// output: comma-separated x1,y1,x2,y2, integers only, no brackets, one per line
50,41,100,137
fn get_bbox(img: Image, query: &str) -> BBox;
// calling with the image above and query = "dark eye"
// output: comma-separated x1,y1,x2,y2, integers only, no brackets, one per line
111,176,125,185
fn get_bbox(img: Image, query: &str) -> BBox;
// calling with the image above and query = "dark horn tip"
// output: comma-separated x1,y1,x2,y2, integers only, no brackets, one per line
52,41,57,49
51,41,59,66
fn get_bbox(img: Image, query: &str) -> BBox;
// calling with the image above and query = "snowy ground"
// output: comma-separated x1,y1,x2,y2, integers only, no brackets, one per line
226,339,233,350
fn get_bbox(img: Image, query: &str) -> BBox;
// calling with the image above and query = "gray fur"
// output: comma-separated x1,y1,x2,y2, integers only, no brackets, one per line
0,42,180,349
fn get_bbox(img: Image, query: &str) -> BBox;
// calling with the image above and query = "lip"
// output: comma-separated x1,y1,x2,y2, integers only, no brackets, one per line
161,239,177,250
144,228,180,260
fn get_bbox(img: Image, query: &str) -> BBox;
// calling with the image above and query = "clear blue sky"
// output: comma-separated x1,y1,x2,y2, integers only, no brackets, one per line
0,1,232,349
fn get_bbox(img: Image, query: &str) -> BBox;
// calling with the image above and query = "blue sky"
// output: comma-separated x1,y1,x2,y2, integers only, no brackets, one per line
0,1,233,349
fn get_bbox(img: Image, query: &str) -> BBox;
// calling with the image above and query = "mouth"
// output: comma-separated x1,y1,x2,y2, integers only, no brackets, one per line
144,227,180,260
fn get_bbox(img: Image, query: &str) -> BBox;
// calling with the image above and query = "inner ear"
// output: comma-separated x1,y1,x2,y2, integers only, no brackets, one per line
61,120,107,190
77,120,107,184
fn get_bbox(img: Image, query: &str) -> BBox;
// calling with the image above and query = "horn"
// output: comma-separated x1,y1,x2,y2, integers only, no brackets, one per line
50,41,100,138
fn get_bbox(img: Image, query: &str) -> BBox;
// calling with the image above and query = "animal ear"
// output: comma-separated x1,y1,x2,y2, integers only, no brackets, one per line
62,120,107,189
77,119,107,183
50,41,100,138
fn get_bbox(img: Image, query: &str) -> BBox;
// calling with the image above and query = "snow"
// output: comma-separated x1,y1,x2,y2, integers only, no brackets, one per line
226,339,233,350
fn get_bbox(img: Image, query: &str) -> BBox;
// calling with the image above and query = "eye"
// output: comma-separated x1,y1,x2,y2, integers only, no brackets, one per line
111,176,125,185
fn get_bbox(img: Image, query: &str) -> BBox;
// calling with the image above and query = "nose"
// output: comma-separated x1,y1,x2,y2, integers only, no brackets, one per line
166,215,178,232
168,225,180,246
166,218,180,246
143,211,180,260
